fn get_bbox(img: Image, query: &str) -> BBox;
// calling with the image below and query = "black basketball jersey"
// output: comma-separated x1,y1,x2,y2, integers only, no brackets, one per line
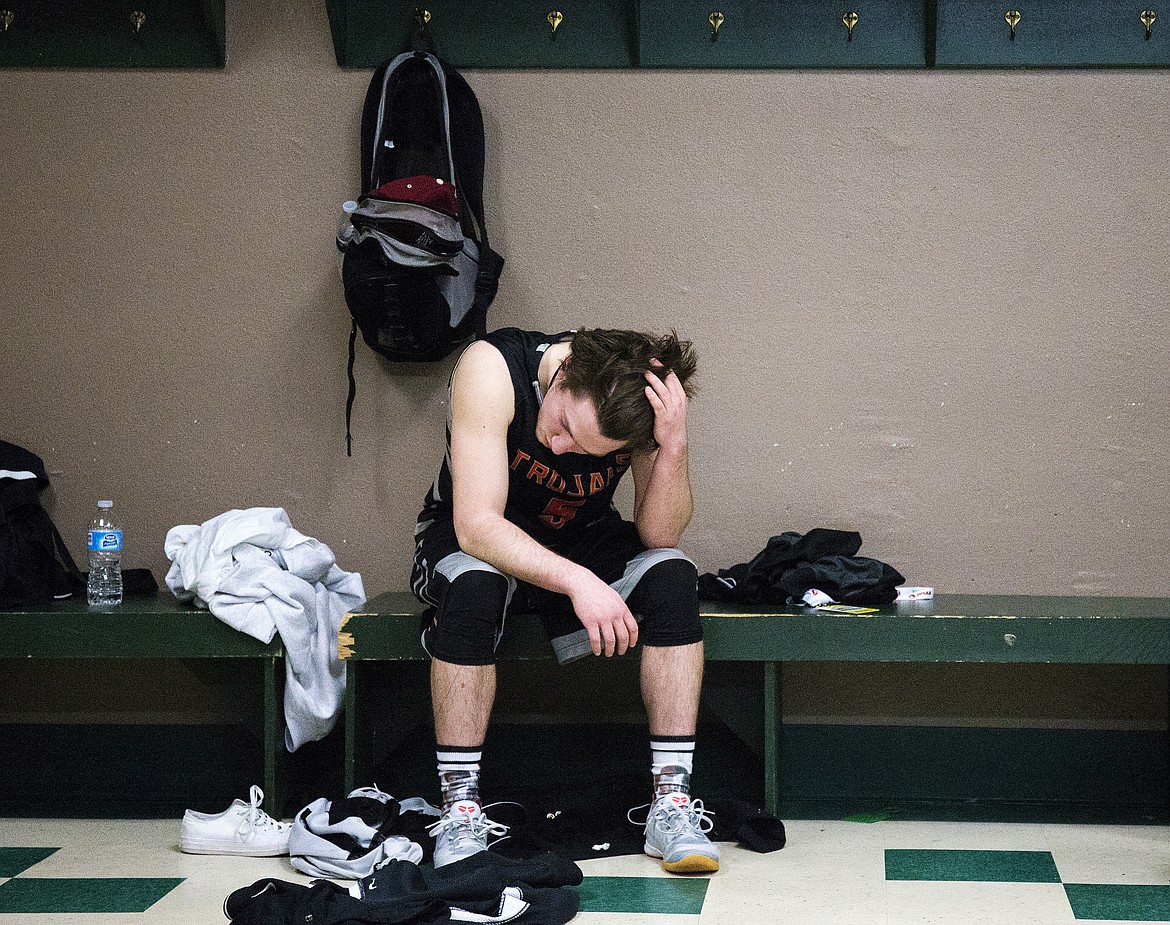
418,328,632,548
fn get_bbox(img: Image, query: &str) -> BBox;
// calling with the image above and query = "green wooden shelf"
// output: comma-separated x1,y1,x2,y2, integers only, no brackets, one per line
0,2,1164,72
936,0,1169,67
325,0,637,68
0,0,225,69
324,0,1169,69
638,0,929,69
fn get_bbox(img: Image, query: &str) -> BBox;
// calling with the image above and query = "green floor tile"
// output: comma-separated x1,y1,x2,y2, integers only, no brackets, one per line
574,876,709,914
0,848,59,878
886,849,1061,883
1065,884,1170,921
0,877,184,913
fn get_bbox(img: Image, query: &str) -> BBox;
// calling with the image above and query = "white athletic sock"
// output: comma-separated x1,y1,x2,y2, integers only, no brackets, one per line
651,735,695,797
437,745,482,810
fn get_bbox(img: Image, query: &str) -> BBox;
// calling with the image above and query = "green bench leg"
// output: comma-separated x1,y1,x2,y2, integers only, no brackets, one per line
262,656,284,816
763,661,781,817
344,662,359,795
699,660,781,813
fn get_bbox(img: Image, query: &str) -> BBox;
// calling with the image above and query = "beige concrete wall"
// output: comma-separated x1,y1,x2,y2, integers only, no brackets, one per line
2,1,1168,726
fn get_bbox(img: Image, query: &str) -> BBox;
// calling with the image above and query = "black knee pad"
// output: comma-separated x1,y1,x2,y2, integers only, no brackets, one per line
422,569,509,665
627,557,703,647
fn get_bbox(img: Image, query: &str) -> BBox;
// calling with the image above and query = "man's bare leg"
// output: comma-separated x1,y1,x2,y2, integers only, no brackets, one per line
432,658,496,747
432,658,493,800
641,641,703,737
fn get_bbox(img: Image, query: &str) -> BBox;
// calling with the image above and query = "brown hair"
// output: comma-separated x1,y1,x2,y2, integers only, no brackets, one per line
560,328,697,453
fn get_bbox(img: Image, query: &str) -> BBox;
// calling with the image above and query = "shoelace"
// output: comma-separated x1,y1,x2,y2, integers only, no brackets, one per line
426,803,512,850
627,797,715,837
348,783,394,803
235,785,287,837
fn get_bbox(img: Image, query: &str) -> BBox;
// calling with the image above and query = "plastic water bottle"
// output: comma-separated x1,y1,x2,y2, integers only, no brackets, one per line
87,500,123,606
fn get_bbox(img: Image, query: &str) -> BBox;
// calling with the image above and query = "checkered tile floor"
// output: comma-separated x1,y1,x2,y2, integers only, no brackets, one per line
0,818,1167,923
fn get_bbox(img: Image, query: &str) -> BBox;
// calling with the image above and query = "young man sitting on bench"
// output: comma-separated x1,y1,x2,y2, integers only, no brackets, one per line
410,326,719,873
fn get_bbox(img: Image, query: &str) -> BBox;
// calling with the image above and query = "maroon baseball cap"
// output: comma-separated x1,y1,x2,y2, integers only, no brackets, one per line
370,175,458,219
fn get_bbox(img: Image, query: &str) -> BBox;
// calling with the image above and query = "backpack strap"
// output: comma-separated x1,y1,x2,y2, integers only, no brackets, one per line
45,510,85,597
472,246,504,339
368,52,455,194
345,319,359,457
435,55,500,343
410,14,437,55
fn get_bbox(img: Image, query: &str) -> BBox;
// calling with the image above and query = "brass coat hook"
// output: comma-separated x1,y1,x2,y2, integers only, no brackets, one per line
1,9,13,33
1005,9,1021,40
709,11,724,40
548,10,563,35
843,11,858,41
1141,8,1156,39
415,8,431,31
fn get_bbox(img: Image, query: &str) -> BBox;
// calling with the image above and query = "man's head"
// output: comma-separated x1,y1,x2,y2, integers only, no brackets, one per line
553,328,697,455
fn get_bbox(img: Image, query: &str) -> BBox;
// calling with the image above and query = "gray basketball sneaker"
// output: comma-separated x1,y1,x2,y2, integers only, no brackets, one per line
640,791,720,873
428,800,509,868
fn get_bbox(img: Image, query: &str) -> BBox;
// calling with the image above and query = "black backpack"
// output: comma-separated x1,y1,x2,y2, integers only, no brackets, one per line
0,441,86,608
337,50,505,455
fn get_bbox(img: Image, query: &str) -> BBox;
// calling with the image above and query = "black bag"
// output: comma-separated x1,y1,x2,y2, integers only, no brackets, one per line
0,441,85,608
337,50,505,455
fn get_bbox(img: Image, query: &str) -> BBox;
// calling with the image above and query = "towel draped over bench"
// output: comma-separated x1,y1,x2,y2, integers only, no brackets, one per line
165,507,366,751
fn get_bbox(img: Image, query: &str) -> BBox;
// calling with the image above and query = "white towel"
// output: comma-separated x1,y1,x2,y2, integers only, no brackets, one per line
165,507,366,751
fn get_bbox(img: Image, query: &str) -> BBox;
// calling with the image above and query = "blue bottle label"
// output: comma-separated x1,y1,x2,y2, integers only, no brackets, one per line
88,529,123,552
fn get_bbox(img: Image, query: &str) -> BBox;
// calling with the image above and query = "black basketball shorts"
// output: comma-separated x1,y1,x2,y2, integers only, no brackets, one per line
410,515,702,665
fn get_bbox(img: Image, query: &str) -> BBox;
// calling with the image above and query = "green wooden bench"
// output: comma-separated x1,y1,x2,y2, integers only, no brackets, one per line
339,592,1170,817
0,594,286,814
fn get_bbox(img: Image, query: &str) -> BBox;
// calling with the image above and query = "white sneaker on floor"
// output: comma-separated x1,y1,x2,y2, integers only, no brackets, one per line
180,785,291,857
635,791,720,874
427,800,509,868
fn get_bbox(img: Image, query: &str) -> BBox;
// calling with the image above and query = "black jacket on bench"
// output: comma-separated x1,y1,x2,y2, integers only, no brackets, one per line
698,528,904,606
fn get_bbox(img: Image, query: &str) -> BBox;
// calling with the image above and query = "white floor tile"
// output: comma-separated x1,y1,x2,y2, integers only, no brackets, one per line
886,881,1074,925
1,817,1167,925
1042,822,1170,885
878,821,1055,852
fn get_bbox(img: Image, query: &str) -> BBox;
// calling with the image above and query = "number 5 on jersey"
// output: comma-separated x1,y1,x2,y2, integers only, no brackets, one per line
540,497,585,529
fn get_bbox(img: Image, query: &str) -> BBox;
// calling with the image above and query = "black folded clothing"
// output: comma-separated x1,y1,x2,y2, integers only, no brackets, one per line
698,528,904,606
